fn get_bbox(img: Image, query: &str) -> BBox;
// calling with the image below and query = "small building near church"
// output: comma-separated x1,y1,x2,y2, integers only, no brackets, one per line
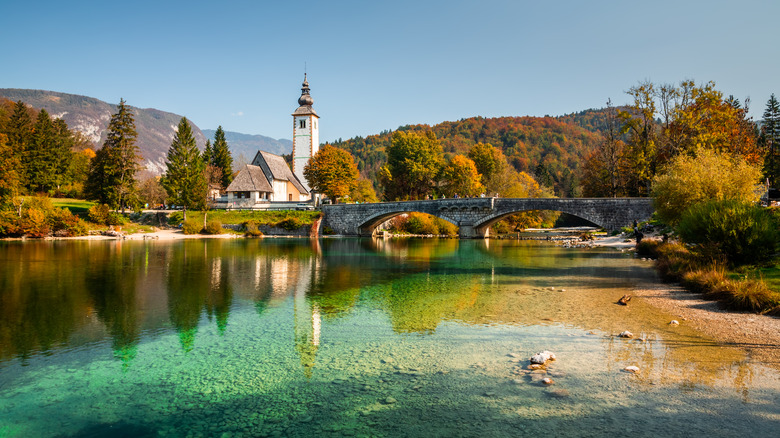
224,150,308,209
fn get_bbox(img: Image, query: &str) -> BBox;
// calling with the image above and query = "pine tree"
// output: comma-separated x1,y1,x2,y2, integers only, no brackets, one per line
211,126,233,189
762,94,780,186
85,99,141,210
26,109,72,193
203,139,213,165
7,101,33,188
161,118,208,216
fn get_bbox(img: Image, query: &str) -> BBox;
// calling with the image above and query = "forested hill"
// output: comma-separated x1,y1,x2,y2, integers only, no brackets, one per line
330,111,608,197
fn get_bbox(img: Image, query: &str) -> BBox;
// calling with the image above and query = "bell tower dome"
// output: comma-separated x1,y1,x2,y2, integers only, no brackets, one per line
291,74,319,192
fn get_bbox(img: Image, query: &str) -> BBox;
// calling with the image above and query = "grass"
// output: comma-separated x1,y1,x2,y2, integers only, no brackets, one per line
649,240,780,313
168,210,322,226
49,198,96,215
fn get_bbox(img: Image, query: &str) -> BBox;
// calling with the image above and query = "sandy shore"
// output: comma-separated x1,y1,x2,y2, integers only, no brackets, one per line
57,228,242,241
593,233,780,367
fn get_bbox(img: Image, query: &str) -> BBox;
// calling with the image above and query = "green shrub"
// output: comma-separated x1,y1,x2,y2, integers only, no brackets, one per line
49,207,87,237
276,217,303,231
167,211,184,226
636,239,662,257
677,200,779,266
204,219,223,235
182,219,202,235
243,221,263,237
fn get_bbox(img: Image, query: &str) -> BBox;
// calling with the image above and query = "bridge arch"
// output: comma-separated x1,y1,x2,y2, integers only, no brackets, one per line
357,210,459,236
473,207,603,237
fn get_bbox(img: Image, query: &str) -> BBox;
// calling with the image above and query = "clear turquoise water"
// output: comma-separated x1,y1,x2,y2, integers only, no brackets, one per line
0,238,779,437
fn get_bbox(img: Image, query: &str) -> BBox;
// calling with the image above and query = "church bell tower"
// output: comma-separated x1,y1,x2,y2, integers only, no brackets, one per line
292,74,319,192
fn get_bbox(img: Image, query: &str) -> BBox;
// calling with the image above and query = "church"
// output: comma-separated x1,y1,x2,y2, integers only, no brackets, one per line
223,75,320,208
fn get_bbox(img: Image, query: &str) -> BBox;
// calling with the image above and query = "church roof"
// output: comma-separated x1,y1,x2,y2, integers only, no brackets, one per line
225,164,273,193
253,150,309,195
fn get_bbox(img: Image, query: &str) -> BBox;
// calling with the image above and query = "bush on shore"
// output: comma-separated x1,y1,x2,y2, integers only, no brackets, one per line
182,219,202,235
243,221,263,237
204,219,223,235
0,197,88,238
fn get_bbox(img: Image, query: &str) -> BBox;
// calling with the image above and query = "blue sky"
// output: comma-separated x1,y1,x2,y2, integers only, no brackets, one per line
2,0,778,143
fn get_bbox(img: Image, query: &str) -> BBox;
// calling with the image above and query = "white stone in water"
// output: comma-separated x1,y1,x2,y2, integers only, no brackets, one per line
618,331,633,338
670,320,680,325
624,366,640,373
530,350,556,364
542,377,555,385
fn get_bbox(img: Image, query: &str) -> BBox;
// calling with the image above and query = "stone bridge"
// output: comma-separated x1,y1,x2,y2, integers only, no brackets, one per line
320,197,654,238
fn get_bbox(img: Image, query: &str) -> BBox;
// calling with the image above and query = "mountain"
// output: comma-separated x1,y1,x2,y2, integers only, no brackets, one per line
201,129,292,165
0,89,207,174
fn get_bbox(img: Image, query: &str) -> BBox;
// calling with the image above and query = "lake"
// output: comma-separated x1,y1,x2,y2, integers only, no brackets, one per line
1,238,779,437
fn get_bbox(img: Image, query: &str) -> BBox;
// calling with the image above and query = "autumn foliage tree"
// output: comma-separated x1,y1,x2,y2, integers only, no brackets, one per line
652,149,763,225
304,144,359,203
439,155,483,197
380,130,443,200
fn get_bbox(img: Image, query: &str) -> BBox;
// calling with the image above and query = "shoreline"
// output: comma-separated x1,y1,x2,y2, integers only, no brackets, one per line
592,233,780,368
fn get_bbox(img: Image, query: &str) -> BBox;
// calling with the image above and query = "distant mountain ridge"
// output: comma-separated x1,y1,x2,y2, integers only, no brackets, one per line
201,129,292,165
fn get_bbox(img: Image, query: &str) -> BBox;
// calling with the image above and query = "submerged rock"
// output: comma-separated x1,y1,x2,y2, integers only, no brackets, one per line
542,377,555,385
670,320,680,326
623,366,640,374
618,331,633,338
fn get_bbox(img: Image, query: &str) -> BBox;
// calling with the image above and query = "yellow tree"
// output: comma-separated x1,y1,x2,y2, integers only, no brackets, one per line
304,144,359,203
652,148,763,225
439,155,484,197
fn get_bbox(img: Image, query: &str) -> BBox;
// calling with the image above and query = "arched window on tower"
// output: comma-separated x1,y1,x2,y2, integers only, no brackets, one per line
299,119,306,129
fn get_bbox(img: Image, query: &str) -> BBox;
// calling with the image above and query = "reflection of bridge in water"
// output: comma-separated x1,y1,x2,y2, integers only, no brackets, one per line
321,197,655,238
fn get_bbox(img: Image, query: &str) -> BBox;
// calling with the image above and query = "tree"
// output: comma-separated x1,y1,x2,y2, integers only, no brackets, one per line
467,143,503,184
6,101,33,186
211,126,233,189
0,133,21,208
582,99,627,197
619,81,658,196
439,155,484,197
161,117,208,215
349,178,379,203
85,99,142,211
303,144,359,203
652,149,763,225
139,176,168,207
380,130,443,200
761,94,780,186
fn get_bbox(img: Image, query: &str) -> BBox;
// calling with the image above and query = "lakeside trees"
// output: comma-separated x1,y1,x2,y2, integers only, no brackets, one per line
380,131,444,200
85,99,142,211
303,144,359,203
161,118,208,215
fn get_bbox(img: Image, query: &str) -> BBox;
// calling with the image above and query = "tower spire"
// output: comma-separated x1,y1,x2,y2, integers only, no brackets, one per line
298,74,313,106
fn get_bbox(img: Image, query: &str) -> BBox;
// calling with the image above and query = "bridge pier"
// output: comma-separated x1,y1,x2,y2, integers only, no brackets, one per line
458,225,488,239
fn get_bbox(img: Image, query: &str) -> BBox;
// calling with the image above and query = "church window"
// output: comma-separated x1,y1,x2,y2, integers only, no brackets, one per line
314,120,317,129
299,119,306,129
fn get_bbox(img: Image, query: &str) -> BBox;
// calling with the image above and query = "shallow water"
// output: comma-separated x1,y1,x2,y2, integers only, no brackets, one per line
0,238,778,437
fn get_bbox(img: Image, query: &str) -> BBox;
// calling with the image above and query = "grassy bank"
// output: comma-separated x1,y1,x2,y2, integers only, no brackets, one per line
167,210,322,226
638,240,780,314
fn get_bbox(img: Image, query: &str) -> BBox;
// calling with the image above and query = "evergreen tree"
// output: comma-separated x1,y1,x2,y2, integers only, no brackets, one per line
203,139,213,165
211,126,233,189
161,117,208,215
26,110,72,193
7,101,33,188
85,99,141,210
762,94,780,186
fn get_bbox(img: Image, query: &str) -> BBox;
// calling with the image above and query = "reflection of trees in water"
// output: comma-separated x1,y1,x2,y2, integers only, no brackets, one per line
166,241,212,352
86,243,141,368
0,242,91,363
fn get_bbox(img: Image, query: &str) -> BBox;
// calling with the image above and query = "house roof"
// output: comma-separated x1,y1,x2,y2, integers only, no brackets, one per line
225,164,273,193
254,151,309,195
